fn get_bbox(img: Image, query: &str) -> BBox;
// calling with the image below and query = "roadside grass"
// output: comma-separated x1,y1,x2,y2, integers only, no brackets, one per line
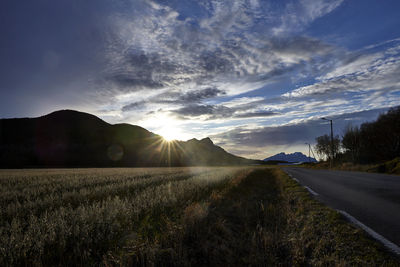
275,168,399,265
367,157,400,175
109,168,399,266
302,157,400,175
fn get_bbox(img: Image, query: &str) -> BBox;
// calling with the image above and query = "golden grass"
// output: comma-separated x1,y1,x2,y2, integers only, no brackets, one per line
108,167,399,266
1,167,398,266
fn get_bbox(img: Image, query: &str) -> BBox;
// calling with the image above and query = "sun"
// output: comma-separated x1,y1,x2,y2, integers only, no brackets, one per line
158,126,178,141
140,113,189,142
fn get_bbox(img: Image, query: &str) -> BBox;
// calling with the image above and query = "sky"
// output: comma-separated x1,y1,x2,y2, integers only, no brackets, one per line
1,0,400,160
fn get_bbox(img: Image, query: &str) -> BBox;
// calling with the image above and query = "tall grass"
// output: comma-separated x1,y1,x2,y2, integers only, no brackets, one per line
1,167,397,266
107,168,399,266
0,167,249,266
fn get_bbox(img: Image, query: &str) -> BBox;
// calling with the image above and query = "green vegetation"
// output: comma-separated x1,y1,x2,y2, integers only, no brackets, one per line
0,168,398,266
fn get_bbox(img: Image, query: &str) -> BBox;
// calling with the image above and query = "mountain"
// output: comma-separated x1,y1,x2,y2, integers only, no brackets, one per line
264,152,317,163
0,110,257,167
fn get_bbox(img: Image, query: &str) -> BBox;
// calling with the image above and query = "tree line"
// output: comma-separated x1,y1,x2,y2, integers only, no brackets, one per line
315,106,400,164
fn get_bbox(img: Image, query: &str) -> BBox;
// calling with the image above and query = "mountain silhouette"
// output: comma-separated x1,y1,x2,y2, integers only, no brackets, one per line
0,110,258,167
264,152,317,163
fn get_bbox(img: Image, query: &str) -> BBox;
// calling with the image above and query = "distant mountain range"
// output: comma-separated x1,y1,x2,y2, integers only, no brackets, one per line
264,152,317,163
0,110,262,167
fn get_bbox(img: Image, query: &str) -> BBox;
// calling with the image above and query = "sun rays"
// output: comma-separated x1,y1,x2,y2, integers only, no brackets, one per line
157,126,178,142
141,134,187,166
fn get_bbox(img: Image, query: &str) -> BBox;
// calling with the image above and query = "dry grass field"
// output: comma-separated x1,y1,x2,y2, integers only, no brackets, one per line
0,167,398,266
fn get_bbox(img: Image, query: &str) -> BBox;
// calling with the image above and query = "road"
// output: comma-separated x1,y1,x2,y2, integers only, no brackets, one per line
283,167,400,251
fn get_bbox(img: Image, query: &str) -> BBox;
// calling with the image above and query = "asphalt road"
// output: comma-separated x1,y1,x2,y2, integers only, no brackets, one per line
283,167,400,248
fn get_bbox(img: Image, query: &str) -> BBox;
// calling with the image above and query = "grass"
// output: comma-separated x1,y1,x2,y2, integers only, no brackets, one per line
0,167,250,266
0,167,398,266
107,168,399,266
303,157,400,175
274,168,399,265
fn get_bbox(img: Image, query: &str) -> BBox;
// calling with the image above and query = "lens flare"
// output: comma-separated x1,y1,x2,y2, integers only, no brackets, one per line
107,144,124,161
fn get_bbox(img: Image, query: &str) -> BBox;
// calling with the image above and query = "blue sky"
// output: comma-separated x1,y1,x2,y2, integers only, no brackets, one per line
1,0,400,159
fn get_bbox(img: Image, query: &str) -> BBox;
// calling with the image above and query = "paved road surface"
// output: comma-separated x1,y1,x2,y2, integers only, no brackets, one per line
283,167,400,249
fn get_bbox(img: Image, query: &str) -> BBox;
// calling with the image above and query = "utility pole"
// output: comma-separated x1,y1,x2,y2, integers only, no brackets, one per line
322,118,334,168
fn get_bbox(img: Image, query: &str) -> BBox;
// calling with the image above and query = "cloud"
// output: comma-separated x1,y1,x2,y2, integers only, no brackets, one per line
171,104,233,119
5,0,399,161
210,107,391,158
284,42,400,98
121,102,146,112
160,87,226,104
269,36,334,63
170,103,278,120
106,51,181,90
108,33,336,119
97,0,398,160
102,0,340,102
110,73,164,89
272,0,344,35
121,87,226,112
234,111,278,118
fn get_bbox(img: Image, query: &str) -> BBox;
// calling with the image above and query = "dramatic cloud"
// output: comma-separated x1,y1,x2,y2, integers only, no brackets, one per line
170,104,278,120
121,87,226,112
211,108,391,159
2,0,400,159
102,0,340,104
284,43,400,98
172,104,233,119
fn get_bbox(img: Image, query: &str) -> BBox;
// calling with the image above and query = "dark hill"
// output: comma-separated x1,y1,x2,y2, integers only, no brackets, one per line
0,110,256,167
264,152,317,163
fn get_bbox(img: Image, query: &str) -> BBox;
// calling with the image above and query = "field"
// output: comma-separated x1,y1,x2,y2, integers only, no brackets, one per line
0,167,398,266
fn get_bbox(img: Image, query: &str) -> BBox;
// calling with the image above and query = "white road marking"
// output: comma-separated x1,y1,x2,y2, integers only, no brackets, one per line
304,186,319,196
338,210,400,255
284,171,304,185
284,170,400,255
284,170,318,195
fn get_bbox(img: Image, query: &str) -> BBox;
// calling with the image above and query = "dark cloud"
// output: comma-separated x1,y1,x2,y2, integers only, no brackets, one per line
117,38,336,114
155,87,226,104
108,52,181,90
111,73,164,89
126,53,179,74
105,4,338,95
172,104,233,119
212,108,390,147
121,87,226,112
199,51,235,74
121,102,146,112
234,111,278,118
179,87,226,101
269,36,333,56
170,103,279,120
